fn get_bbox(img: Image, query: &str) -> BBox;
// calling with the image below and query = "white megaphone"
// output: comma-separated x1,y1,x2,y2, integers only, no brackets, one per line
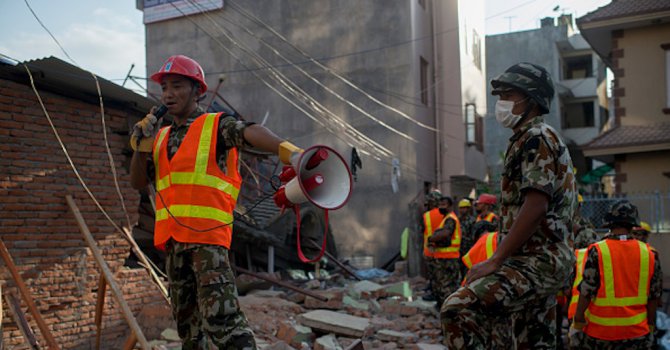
273,145,353,263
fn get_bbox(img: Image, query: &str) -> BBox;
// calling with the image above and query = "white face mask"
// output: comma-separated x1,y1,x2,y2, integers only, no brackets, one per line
495,98,527,129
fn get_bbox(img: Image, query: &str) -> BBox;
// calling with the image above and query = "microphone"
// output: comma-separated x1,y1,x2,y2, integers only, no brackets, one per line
154,104,168,118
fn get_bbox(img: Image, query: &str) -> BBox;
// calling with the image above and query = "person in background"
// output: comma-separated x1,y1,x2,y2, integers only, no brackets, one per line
457,198,475,277
427,196,462,309
570,201,662,349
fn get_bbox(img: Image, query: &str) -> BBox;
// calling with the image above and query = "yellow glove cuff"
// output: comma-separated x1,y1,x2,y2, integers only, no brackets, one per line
278,141,303,164
130,135,155,153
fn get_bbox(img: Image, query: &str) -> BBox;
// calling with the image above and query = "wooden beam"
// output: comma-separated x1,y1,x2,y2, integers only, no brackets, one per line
233,266,328,302
94,274,107,350
308,239,361,281
0,238,60,349
66,195,151,350
4,292,39,350
122,332,138,350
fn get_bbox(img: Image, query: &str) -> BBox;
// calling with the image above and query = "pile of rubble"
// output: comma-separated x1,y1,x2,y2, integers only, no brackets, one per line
240,261,446,350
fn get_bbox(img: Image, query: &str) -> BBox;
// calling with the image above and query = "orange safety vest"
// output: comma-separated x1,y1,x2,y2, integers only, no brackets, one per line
431,212,461,259
462,231,498,269
423,208,446,258
567,248,588,319
476,211,497,223
152,113,242,250
584,239,654,341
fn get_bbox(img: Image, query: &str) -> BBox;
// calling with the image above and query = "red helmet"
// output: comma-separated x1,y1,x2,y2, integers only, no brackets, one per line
476,193,497,206
150,55,208,94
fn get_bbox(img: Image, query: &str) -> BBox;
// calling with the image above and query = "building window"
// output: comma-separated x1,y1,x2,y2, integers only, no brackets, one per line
562,100,595,128
465,103,483,150
472,30,482,71
420,56,429,105
562,54,593,79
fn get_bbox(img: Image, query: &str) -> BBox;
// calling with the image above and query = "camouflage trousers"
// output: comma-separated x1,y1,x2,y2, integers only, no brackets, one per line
441,264,565,349
166,240,256,350
428,257,462,307
569,330,653,350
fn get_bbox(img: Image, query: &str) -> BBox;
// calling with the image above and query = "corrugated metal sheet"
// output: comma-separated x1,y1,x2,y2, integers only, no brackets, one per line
0,55,152,113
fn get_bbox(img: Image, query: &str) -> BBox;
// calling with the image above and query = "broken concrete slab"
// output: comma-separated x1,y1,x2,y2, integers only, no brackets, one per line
298,310,370,338
348,280,383,299
342,295,369,311
415,343,448,350
304,290,344,310
314,334,343,350
377,329,417,343
383,281,412,298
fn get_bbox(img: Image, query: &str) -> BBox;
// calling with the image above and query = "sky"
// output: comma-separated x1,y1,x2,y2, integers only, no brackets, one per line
1,0,612,94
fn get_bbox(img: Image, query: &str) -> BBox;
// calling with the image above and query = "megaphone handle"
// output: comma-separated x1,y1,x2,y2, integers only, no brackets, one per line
294,206,328,264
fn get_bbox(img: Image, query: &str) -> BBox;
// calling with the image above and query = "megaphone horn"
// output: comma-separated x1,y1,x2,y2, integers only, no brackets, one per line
272,145,353,263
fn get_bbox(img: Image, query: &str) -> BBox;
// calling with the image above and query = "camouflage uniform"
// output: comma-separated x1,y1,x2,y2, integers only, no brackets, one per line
153,107,257,349
429,217,462,307
573,216,599,250
442,63,577,349
569,201,662,350
458,213,475,277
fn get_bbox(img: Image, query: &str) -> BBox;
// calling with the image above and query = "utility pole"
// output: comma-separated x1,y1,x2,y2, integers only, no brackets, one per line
504,16,516,32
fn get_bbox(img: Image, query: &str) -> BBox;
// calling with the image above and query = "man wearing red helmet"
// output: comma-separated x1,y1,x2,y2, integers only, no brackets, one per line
130,55,302,349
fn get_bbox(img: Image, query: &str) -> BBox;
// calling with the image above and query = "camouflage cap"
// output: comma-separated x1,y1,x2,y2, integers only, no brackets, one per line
603,200,640,228
491,62,555,114
425,189,442,207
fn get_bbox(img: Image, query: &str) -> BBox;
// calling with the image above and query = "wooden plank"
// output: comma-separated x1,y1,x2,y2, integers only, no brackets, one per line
66,195,151,350
233,266,328,302
0,238,60,349
122,332,137,350
4,292,39,350
94,274,107,350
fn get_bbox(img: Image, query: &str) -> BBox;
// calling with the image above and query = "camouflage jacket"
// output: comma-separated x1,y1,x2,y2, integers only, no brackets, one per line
154,107,253,174
499,116,577,278
458,214,476,256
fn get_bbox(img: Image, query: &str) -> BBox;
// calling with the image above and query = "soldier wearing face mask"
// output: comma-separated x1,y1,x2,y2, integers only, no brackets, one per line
441,62,577,349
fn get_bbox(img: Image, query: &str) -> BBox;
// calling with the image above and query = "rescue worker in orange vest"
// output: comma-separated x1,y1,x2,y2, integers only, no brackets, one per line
461,231,499,273
475,193,498,224
426,196,462,308
420,190,446,301
471,193,499,242
129,55,305,349
570,200,662,349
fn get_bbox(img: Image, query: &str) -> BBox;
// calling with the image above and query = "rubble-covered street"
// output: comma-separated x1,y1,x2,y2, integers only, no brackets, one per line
151,261,446,350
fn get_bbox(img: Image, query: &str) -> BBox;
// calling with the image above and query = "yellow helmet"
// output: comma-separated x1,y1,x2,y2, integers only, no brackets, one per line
578,194,583,203
458,199,472,208
636,221,652,233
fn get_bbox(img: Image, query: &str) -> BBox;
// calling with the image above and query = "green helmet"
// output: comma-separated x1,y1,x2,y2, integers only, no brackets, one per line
491,62,555,114
603,200,640,228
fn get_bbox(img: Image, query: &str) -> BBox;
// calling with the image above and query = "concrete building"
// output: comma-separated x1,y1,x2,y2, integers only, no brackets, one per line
578,0,670,195
485,15,608,178
136,0,487,270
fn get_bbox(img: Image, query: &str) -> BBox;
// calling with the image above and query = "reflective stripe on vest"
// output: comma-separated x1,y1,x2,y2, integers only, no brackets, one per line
152,113,242,250
567,248,588,320
432,211,461,259
476,212,497,223
462,232,498,269
423,209,445,258
584,239,654,340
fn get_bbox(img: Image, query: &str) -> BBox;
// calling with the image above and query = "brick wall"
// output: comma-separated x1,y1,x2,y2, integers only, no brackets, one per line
0,78,169,349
